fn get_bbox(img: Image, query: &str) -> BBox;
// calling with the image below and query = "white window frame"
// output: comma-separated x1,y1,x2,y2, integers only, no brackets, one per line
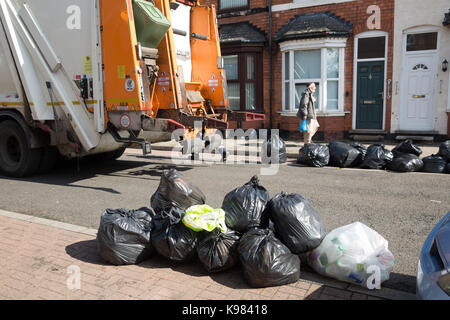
352,31,388,131
280,38,347,115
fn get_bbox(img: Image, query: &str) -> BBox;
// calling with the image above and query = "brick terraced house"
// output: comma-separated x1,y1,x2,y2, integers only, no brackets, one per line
201,0,398,141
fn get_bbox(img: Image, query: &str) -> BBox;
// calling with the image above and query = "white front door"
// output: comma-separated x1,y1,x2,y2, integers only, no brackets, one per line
400,53,437,131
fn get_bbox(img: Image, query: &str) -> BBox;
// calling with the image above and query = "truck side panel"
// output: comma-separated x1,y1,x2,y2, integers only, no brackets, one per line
190,5,228,109
15,0,105,132
0,19,23,108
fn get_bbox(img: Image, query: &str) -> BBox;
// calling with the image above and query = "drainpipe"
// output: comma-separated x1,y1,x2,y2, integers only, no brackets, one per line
268,0,273,132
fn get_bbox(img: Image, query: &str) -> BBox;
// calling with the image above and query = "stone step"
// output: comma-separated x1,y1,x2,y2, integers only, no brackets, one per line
395,135,434,142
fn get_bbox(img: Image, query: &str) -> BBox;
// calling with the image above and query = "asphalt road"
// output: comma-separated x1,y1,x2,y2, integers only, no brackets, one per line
0,148,449,294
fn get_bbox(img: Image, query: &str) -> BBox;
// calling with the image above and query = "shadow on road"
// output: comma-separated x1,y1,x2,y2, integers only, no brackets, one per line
0,155,196,194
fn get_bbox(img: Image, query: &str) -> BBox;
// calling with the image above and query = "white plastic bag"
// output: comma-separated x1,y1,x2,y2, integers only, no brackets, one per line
307,222,395,289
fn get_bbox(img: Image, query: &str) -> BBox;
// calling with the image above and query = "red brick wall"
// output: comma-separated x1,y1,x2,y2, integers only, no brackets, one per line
202,0,395,141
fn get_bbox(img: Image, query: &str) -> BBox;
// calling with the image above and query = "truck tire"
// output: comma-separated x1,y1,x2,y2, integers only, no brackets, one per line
0,120,42,177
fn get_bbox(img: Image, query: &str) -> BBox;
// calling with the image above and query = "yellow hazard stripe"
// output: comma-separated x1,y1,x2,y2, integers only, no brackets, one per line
1,101,98,108
0,102,24,106
45,100,98,106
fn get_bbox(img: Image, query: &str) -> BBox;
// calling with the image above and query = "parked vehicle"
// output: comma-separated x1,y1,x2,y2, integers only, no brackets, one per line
417,212,450,300
0,0,263,177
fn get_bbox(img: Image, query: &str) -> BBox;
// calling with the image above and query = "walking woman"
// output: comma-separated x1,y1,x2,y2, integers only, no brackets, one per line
297,82,320,145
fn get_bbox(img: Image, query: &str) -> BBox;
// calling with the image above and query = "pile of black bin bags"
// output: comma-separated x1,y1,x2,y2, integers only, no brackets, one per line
97,170,327,288
297,139,450,174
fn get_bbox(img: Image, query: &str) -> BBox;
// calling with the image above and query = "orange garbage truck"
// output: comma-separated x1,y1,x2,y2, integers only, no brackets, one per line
0,0,264,177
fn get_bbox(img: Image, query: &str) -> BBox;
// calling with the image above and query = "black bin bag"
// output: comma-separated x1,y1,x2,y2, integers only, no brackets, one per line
387,152,424,172
261,135,287,164
328,141,361,168
445,163,450,174
222,176,270,233
265,192,326,254
151,169,206,213
297,144,330,167
360,144,394,169
238,228,301,288
97,207,155,265
197,228,240,273
438,140,450,162
151,206,199,262
422,155,447,174
350,142,367,166
392,139,422,156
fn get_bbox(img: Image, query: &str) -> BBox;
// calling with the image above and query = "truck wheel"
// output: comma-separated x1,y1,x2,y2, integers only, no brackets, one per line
0,120,42,177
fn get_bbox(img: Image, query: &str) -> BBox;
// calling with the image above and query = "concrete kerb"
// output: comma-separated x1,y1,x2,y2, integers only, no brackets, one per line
145,139,440,159
0,209,97,237
0,209,416,300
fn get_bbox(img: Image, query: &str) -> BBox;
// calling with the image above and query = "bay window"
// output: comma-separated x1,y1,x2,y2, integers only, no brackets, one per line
281,39,346,114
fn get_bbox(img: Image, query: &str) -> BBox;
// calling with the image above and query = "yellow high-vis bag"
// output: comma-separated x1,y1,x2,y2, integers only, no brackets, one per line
182,204,227,233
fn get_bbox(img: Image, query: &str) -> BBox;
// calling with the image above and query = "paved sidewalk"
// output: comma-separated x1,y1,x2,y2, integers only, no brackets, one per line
0,210,415,300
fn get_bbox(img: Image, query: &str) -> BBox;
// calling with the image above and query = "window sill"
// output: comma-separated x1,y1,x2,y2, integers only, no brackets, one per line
279,111,349,117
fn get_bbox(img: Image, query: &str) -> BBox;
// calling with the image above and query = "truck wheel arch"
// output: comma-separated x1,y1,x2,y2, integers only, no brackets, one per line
0,110,48,149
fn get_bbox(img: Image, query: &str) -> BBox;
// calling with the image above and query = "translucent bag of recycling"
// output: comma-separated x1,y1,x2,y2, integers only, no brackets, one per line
182,204,227,233
307,222,395,289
